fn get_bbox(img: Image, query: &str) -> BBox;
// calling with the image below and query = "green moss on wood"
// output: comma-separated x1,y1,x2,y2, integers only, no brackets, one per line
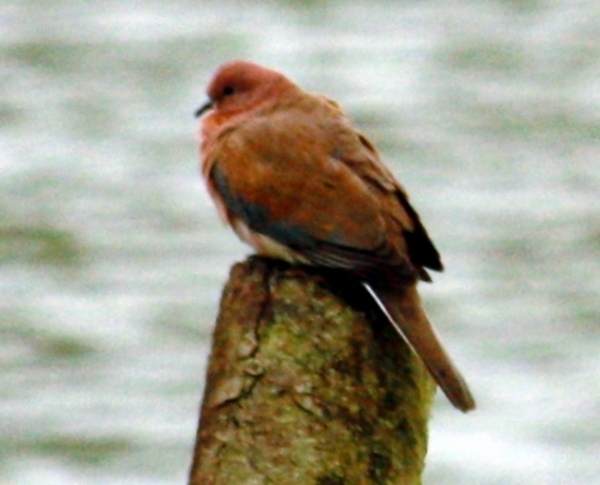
190,257,435,485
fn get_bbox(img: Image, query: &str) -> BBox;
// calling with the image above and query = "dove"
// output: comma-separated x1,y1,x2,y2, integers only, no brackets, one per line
195,60,475,412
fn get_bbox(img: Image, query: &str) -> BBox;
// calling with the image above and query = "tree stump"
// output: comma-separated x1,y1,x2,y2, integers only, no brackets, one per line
189,256,435,485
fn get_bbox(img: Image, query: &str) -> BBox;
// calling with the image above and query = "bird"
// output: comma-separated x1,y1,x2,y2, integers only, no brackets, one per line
195,60,475,412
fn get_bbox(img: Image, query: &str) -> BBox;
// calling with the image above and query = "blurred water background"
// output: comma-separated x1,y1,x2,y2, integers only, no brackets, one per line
1,1,599,484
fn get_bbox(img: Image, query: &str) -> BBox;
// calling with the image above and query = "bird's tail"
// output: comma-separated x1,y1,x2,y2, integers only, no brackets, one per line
363,283,476,412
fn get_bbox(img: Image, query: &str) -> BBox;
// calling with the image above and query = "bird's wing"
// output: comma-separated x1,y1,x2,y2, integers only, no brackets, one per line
328,122,443,278
205,106,438,284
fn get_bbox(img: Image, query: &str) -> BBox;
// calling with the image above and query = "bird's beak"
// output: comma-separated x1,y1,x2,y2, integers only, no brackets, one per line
194,100,213,118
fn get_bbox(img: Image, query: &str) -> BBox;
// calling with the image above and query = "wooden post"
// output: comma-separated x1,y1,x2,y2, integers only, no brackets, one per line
189,257,436,485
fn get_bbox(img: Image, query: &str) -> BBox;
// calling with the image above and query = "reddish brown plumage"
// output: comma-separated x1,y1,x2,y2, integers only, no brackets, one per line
196,60,475,412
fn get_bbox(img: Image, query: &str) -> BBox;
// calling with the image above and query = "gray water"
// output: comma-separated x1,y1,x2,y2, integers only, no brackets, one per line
1,1,599,484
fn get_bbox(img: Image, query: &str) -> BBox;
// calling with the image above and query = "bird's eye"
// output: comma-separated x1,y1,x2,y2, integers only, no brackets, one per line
222,85,235,96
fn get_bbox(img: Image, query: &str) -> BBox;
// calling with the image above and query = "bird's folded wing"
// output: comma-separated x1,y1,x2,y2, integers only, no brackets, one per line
207,114,422,284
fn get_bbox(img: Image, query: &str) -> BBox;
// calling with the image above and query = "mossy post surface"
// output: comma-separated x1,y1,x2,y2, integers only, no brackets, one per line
189,257,435,485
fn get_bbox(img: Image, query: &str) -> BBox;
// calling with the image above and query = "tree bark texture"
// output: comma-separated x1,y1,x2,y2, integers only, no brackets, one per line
189,257,436,485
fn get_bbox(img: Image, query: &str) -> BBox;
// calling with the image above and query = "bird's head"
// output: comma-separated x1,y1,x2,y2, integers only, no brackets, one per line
195,60,292,118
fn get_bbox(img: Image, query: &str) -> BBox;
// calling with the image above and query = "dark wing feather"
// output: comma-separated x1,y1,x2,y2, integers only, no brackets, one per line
396,191,443,273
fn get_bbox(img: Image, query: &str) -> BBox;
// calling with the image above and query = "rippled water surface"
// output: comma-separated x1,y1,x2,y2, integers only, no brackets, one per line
1,1,599,483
